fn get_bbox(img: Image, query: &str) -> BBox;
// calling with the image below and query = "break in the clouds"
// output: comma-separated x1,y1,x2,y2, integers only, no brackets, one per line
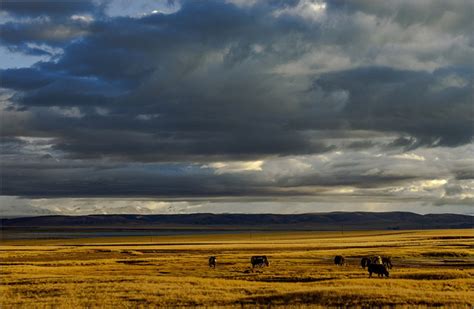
1,0,473,215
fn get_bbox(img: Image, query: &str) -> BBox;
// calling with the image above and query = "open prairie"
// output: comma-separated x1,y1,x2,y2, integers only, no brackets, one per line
1,229,473,308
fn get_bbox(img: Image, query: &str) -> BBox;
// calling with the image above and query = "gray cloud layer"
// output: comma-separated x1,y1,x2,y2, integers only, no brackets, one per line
0,0,473,213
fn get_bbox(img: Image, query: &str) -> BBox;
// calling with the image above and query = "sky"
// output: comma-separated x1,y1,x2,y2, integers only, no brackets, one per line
0,0,473,216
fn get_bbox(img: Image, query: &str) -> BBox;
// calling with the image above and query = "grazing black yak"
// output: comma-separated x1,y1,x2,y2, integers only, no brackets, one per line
334,255,345,266
251,256,269,268
382,256,393,269
368,263,389,278
208,256,217,268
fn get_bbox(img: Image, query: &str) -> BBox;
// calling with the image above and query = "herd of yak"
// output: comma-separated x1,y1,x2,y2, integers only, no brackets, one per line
208,255,392,278
334,255,392,277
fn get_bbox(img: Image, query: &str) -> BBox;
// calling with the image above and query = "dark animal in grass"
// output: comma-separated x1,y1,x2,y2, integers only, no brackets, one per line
368,263,389,278
208,256,217,268
251,256,269,268
382,256,393,269
360,257,371,269
334,255,345,266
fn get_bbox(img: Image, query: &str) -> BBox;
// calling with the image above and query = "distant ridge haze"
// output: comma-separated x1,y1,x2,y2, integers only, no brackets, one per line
2,212,472,231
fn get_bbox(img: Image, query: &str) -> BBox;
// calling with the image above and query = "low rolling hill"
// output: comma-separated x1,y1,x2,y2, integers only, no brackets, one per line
1,212,472,231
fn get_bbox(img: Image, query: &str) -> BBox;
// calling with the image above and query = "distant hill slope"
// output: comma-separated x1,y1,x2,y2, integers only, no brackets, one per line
1,212,472,230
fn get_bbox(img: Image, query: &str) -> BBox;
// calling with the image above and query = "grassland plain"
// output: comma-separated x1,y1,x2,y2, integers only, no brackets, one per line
1,229,473,308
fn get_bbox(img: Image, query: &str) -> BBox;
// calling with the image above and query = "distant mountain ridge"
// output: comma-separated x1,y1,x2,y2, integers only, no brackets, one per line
2,212,472,230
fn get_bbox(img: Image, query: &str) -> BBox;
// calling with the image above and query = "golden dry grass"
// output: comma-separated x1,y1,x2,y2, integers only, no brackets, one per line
1,229,473,308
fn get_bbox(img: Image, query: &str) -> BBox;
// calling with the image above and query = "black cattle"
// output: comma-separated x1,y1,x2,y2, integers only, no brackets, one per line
334,255,345,266
208,256,217,268
368,263,389,278
251,256,269,268
382,256,393,269
360,257,371,269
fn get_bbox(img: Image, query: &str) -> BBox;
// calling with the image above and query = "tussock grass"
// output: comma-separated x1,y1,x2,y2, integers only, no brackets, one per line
1,229,473,308
421,251,470,257
396,270,471,280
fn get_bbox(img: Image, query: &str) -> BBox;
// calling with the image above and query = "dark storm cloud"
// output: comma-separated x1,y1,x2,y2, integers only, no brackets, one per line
312,66,474,146
275,172,417,189
1,156,269,197
346,140,377,150
1,68,58,90
1,0,473,201
1,0,337,160
1,0,97,17
0,155,418,197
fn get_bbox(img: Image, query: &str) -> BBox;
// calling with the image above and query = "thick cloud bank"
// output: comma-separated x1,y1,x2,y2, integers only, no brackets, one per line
1,0,473,214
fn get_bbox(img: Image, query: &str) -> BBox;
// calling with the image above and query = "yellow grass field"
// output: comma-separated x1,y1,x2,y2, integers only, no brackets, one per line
1,229,473,308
